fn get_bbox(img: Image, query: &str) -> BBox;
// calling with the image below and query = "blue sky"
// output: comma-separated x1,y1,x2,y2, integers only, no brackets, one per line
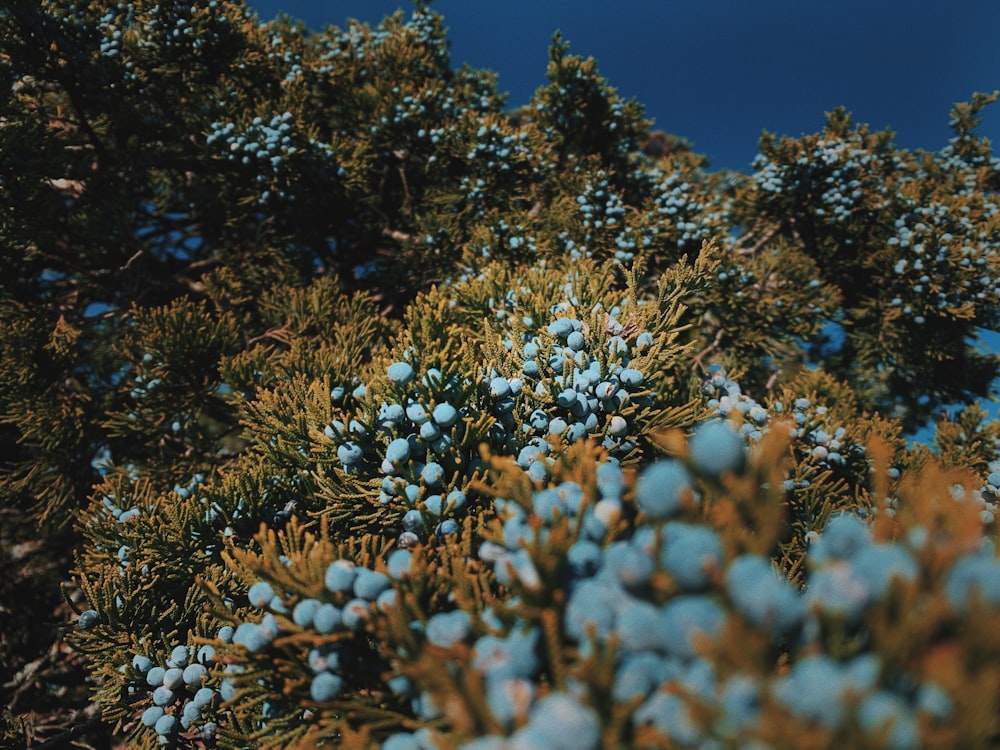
247,0,1000,172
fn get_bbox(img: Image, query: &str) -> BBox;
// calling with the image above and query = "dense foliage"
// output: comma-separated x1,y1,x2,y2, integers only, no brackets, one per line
1,1,999,747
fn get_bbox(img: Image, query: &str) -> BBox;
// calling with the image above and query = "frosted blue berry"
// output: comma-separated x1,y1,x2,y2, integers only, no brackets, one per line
162,667,184,690
132,654,153,674
809,512,871,564
193,686,215,708
141,705,164,727
547,318,575,338
660,522,724,590
387,361,415,384
152,685,176,707
659,595,725,659
566,330,585,351
167,644,189,668
634,460,694,519
916,682,952,720
196,644,216,664
406,402,429,424
486,677,534,728
341,598,370,630
183,663,207,688
689,420,745,478
615,598,663,652
944,554,1000,611
601,541,654,588
726,554,804,635
247,580,275,607
337,441,364,466
527,692,600,750
383,734,422,750
310,671,344,702
446,489,467,512
353,568,391,600
293,598,322,628
774,655,846,727
387,549,413,580
472,628,540,681
154,714,178,736
325,560,357,593
385,438,411,465
432,402,458,427
426,610,472,647
858,690,918,750
181,700,201,727
619,368,644,388
419,420,441,440
78,609,99,629
424,494,444,516
490,377,511,398
853,543,918,599
633,691,702,746
421,462,445,486
146,666,166,687
564,578,622,642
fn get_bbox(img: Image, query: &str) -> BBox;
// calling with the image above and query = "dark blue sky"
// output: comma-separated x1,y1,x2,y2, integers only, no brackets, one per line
247,0,1000,172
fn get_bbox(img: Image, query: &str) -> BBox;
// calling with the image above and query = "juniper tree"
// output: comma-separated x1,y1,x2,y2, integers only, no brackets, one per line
1,1,999,748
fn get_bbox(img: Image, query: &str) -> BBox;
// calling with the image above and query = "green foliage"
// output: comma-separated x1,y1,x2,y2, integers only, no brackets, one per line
2,1,1000,747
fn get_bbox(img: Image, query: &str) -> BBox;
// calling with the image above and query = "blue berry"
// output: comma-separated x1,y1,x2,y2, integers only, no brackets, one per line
490,376,511,398
526,692,601,750
325,560,357,593
486,677,534,728
132,654,153,674
619,368,644,388
310,671,344,702
421,462,445,486
810,512,871,564
426,610,472,647
183,663,207,688
162,667,184,690
387,361,415,384
944,554,1000,611
634,460,694,519
341,598,370,630
337,442,364,466
857,690,918,750
146,666,166,687
247,580,275,607
385,438,411,465
726,554,804,635
313,603,342,634
432,402,458,427
387,549,413,579
168,645,189,667
353,568,391,600
141,705,164,727
658,595,725,659
152,685,176,707
293,598,322,628
566,330,585,351
660,522,724,590
154,714,178,736
688,420,745,478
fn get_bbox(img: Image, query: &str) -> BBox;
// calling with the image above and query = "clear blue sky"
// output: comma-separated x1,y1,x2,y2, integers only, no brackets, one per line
247,0,1000,172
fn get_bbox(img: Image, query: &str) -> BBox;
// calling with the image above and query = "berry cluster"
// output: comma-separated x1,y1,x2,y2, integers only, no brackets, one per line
206,113,340,206
128,643,220,745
